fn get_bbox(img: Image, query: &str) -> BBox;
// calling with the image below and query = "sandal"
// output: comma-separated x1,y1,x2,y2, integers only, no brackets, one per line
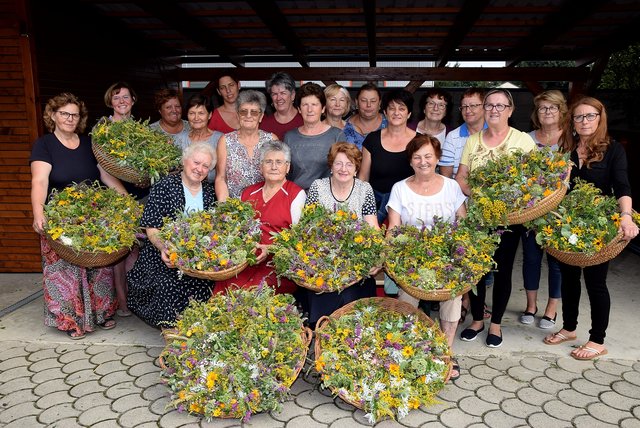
66,330,85,340
483,305,492,319
449,358,460,381
98,318,117,330
571,344,608,360
459,305,469,324
543,331,576,345
117,308,132,317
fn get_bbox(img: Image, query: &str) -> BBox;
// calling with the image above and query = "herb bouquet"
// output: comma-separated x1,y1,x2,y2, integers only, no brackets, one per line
528,179,639,267
160,285,312,421
384,218,500,301
314,297,451,423
160,198,262,280
91,117,182,186
44,181,142,267
270,203,385,293
467,148,570,227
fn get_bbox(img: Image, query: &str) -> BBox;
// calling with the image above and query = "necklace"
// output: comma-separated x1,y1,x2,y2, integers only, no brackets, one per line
330,178,355,202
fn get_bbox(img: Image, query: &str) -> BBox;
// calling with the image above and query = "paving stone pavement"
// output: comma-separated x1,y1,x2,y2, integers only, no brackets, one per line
1,338,640,427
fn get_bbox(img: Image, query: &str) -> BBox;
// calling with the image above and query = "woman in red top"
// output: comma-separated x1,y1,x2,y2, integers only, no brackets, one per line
207,74,241,133
213,140,306,294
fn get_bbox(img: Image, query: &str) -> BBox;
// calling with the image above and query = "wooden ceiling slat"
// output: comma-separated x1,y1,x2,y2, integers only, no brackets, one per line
363,0,377,67
436,0,491,67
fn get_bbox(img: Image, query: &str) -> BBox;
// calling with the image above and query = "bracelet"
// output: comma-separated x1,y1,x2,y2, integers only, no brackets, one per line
621,211,632,217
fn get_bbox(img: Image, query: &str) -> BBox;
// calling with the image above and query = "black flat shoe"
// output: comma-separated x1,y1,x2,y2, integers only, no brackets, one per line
460,325,484,341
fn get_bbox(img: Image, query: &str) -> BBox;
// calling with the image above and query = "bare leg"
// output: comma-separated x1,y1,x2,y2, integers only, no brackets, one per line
440,319,459,379
525,290,538,314
544,297,559,318
113,259,129,314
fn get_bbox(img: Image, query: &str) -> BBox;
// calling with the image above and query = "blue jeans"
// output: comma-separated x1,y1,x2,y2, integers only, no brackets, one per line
373,189,391,225
521,230,562,299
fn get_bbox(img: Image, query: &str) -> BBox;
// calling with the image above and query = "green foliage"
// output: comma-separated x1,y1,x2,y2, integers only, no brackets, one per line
599,43,640,90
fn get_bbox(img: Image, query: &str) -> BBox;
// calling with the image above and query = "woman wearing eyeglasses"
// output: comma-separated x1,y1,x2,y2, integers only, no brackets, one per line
215,90,278,201
414,88,452,142
455,89,536,348
285,82,346,191
214,140,305,295
30,93,127,339
543,96,638,360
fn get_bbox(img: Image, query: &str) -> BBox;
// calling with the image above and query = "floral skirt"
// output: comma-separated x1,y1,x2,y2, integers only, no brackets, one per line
40,235,117,335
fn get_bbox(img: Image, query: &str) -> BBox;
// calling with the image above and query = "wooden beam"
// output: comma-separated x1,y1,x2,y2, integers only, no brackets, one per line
363,0,377,67
404,80,424,93
174,67,590,83
246,0,309,67
585,56,610,94
437,0,491,67
521,81,545,96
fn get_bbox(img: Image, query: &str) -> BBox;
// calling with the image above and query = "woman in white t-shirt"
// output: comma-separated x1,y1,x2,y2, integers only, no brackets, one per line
386,134,467,381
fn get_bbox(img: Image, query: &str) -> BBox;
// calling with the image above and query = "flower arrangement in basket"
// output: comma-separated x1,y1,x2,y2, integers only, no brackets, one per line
91,117,182,186
160,285,311,421
314,297,451,423
44,181,142,267
384,217,500,301
528,179,639,267
467,148,570,227
270,203,385,293
159,198,262,280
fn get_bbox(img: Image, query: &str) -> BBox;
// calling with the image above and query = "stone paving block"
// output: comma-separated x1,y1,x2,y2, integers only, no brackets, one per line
136,423,166,428
542,399,587,421
439,407,483,427
121,352,151,366
622,370,640,387
55,344,86,355
500,397,542,419
476,384,515,404
127,361,160,377
289,377,316,395
556,388,599,408
142,383,169,401
311,402,352,424
0,376,36,395
633,405,640,419
65,368,100,386
620,417,640,428
200,418,242,428
158,409,200,427
469,364,503,381
2,365,32,382
556,356,594,373
397,409,437,427
95,360,127,376
0,401,39,424
4,415,44,428
271,399,314,422
29,357,63,373
527,412,573,428
283,415,325,428
112,393,151,413
329,416,371,427
38,402,80,425
73,391,113,411
104,381,142,400
573,414,618,427
583,367,622,386
0,388,37,409
482,409,526,428
149,396,172,416
134,371,163,388
31,367,66,384
116,345,148,356
0,346,29,362
458,395,499,416
99,370,135,387
543,367,584,383
492,374,527,393
599,390,640,411
77,404,120,426
85,344,110,355
333,396,357,411
0,355,29,372
91,420,122,428
69,380,106,398
632,362,640,372
586,402,634,425
118,406,161,427
33,378,70,396
570,378,612,397
612,380,640,399
507,365,542,382
25,348,60,363
519,356,554,373
146,347,163,359
35,390,75,409
595,360,634,376
24,342,48,352
294,389,334,409
436,383,475,403
89,350,122,365
514,387,550,406
58,350,88,364
421,401,455,415
530,376,569,395
452,372,492,391
484,356,521,372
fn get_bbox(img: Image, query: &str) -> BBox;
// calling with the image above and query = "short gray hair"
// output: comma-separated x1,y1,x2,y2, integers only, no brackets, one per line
265,71,296,94
182,141,216,171
236,90,267,113
259,140,291,163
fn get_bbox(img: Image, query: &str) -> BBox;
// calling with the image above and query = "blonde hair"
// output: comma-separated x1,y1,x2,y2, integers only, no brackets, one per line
324,84,352,114
531,90,567,129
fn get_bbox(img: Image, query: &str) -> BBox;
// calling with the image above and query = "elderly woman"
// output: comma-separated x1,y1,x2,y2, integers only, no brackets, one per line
260,71,303,140
215,90,278,201
456,89,536,348
543,96,638,360
174,94,223,183
386,134,467,380
208,74,241,133
343,82,387,150
359,89,416,224
30,92,127,339
518,90,567,329
323,83,351,129
150,88,190,139
214,141,306,295
414,88,452,141
305,142,379,327
126,142,216,328
285,82,346,190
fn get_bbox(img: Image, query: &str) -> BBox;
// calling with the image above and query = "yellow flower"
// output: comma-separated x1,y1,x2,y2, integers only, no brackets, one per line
206,371,218,389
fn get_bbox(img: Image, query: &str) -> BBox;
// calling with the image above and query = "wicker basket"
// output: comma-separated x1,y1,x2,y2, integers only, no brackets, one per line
546,230,629,268
92,141,151,187
506,181,568,225
179,261,249,281
295,276,361,294
314,296,452,411
46,233,130,268
384,269,471,302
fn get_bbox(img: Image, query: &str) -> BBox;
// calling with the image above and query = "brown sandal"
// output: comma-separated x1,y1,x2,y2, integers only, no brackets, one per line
543,331,576,345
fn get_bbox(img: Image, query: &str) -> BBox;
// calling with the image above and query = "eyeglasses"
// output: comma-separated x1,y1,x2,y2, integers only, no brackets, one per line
57,111,80,121
572,113,600,123
538,105,559,114
333,161,355,170
238,109,262,117
262,159,288,167
426,101,447,110
484,103,511,112
459,103,482,112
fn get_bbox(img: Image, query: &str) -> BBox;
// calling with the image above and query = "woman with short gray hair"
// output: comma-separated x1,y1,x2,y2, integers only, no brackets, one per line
261,71,303,139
